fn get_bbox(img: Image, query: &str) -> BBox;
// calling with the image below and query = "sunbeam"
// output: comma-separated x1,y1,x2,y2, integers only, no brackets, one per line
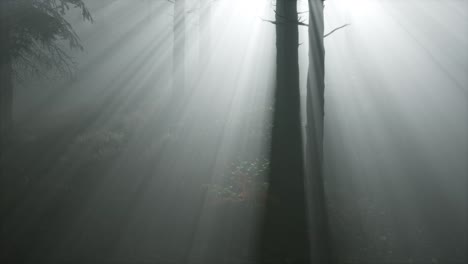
0,0,466,264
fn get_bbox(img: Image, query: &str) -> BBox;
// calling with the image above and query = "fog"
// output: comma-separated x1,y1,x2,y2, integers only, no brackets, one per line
1,0,466,263
323,0,467,262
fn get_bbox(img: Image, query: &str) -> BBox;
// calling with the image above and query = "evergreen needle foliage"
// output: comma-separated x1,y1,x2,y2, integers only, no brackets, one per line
0,0,92,77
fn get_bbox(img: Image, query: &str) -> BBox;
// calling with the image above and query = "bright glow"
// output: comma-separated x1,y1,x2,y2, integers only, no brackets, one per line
230,0,269,17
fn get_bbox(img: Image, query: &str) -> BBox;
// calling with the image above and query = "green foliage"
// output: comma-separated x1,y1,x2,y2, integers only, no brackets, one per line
0,0,92,76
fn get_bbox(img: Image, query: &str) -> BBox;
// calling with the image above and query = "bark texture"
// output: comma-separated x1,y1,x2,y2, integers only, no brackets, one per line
259,0,310,262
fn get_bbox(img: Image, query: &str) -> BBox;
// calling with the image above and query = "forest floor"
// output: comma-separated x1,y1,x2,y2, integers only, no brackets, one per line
0,113,466,264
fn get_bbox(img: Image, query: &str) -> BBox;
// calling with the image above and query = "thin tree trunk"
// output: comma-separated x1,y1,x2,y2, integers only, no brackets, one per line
0,10,13,150
0,58,12,169
166,0,187,130
259,0,310,262
173,0,185,94
198,0,211,65
0,59,13,143
305,0,333,263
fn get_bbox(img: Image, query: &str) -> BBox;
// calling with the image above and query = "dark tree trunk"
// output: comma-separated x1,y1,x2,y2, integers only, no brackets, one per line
305,0,333,263
259,0,310,262
173,0,186,94
0,12,13,150
0,59,12,146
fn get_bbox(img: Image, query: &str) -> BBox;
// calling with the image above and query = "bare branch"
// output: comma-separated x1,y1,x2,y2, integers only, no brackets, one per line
261,18,309,27
324,24,350,38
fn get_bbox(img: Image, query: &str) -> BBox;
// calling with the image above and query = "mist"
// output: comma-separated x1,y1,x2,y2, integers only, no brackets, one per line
1,0,466,263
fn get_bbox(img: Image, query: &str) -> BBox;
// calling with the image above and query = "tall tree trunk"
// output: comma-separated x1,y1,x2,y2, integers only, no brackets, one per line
173,0,186,95
259,0,310,262
198,0,211,65
0,57,13,167
0,6,13,151
0,59,12,145
166,0,187,129
306,0,333,263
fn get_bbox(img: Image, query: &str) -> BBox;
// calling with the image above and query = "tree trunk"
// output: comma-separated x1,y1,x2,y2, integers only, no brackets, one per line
305,0,333,263
259,0,310,262
0,11,13,150
0,59,13,144
173,0,186,94
198,0,211,65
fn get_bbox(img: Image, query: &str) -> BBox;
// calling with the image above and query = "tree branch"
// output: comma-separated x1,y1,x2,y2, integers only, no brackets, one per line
324,23,350,38
260,18,309,27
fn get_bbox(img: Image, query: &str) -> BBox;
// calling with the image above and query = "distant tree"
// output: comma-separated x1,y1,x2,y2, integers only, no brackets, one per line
0,0,92,145
198,0,211,64
171,0,186,95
